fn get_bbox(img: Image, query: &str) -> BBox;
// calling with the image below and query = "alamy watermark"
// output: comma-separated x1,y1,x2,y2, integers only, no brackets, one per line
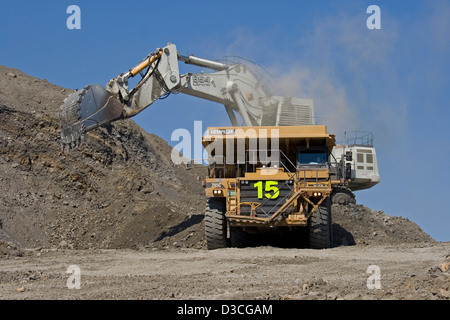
67,265,81,289
170,121,280,171
366,265,381,289
367,5,381,30
66,5,81,30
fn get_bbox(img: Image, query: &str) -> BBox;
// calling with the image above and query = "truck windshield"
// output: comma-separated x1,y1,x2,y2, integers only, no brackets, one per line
298,151,328,165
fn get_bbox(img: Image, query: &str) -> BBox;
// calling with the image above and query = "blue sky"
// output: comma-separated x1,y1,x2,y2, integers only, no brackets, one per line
1,0,449,242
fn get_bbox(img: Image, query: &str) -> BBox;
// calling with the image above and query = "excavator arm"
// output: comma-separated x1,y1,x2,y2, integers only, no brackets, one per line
59,43,314,151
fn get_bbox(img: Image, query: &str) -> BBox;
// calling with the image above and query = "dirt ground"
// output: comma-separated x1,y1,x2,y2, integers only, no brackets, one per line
0,65,448,301
0,241,449,300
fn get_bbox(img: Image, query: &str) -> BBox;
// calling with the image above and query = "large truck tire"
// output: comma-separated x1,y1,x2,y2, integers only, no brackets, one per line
205,198,228,250
331,187,356,205
308,197,333,249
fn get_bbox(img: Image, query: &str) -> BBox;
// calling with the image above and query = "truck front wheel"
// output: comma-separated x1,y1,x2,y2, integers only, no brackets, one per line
308,197,333,249
205,198,228,250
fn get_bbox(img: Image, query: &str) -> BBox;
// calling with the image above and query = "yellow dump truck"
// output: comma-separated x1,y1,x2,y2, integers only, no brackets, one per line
202,125,335,249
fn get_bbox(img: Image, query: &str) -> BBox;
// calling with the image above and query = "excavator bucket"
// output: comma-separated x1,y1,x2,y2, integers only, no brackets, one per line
59,84,126,152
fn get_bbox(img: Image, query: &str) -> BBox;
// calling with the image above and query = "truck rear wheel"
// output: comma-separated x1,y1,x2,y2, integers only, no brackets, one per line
205,198,228,250
308,197,333,249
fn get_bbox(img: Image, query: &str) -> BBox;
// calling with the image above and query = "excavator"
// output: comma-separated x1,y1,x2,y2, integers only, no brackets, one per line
59,43,380,248
60,43,314,147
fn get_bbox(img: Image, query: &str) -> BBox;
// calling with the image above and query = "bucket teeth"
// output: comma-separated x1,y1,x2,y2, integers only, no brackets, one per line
60,89,86,152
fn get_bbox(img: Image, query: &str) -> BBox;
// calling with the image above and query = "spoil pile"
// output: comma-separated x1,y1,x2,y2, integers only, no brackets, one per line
0,65,206,250
332,204,434,246
0,66,435,251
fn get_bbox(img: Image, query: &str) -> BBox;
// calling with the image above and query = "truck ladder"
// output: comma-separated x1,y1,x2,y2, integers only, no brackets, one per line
226,181,237,214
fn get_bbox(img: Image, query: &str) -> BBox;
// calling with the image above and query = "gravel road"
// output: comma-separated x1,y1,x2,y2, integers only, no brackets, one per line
1,241,449,300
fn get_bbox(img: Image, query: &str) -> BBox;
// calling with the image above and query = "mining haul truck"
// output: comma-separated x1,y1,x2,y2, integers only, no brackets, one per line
202,125,335,249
